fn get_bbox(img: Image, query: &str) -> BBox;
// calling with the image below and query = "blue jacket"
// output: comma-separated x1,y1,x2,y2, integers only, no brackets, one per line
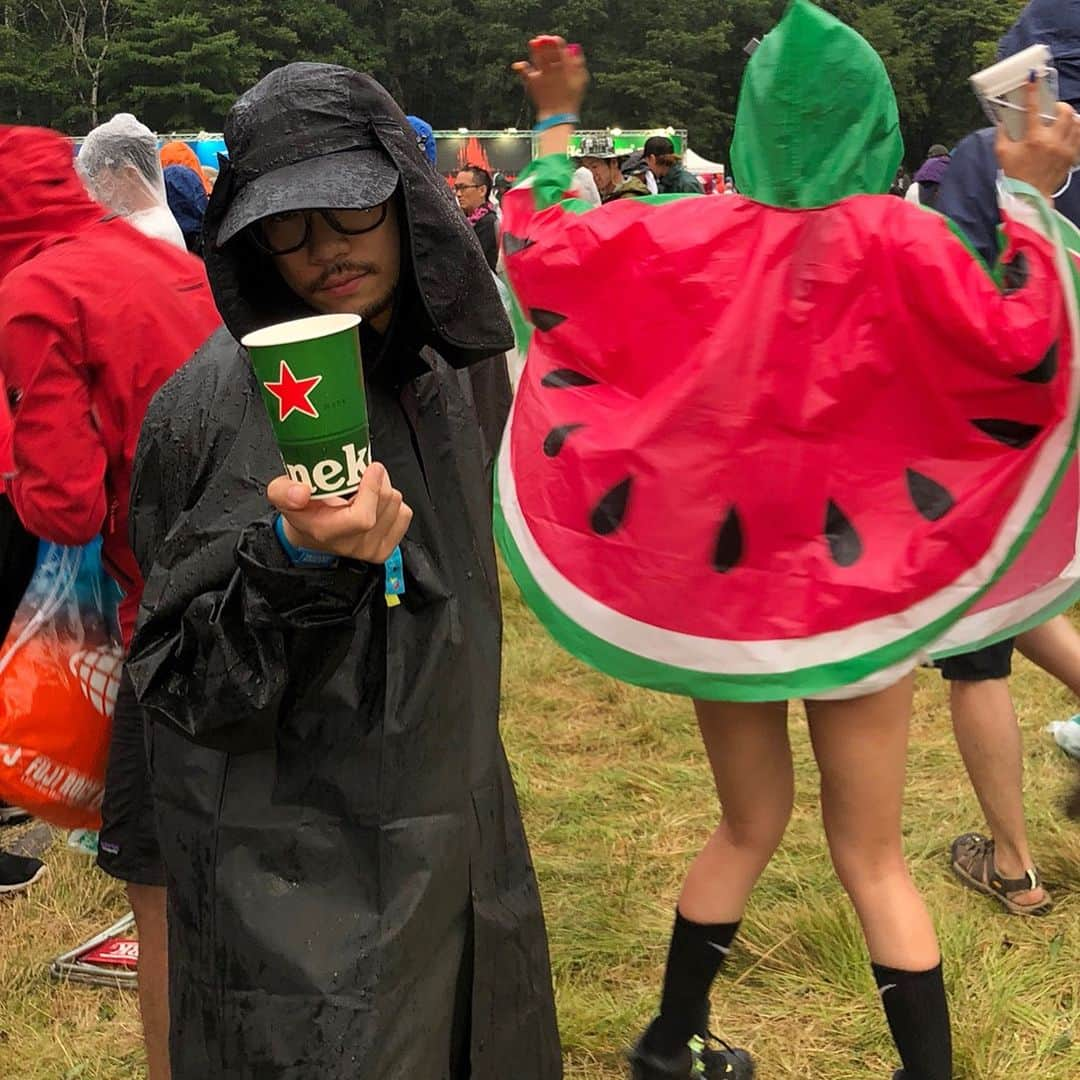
163,164,208,252
937,0,1080,263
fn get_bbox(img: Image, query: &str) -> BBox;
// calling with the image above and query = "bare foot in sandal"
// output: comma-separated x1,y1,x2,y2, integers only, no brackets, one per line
950,833,1053,915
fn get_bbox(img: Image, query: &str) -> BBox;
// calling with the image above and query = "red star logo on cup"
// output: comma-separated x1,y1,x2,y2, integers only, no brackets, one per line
264,361,323,422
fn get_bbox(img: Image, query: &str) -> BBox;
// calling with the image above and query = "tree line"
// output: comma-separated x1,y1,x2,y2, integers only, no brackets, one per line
0,1,1027,166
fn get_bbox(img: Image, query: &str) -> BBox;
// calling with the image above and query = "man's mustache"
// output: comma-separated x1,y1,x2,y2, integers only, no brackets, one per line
311,262,379,290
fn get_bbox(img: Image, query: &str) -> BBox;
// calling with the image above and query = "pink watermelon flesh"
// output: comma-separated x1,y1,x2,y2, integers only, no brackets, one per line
504,194,1072,646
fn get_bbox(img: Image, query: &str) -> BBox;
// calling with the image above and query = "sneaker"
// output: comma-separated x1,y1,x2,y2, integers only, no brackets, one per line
0,802,31,826
699,1033,755,1079
629,1025,754,1080
628,1040,695,1080
0,851,46,894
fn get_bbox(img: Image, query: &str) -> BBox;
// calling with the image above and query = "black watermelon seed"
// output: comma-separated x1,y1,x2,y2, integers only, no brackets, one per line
1001,251,1030,295
541,368,598,388
971,418,1042,449
712,507,743,573
590,478,632,535
1017,342,1059,384
530,308,568,331
502,232,535,257
906,469,955,522
543,423,585,457
824,500,863,567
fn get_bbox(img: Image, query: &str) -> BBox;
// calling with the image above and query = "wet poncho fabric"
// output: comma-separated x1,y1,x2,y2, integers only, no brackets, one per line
729,0,901,207
495,0,1080,702
126,65,559,1079
77,113,186,249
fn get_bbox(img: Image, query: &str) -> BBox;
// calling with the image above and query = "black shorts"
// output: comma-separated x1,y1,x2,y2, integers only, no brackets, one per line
96,668,165,887
937,638,1015,682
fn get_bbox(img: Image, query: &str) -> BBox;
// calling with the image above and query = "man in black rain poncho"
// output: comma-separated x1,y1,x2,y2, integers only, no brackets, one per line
125,63,561,1079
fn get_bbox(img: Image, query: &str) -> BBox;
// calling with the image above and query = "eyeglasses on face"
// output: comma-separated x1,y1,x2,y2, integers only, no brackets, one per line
252,203,389,255
453,183,483,193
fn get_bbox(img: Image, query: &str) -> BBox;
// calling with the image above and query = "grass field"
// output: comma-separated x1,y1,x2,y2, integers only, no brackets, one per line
0,573,1077,1079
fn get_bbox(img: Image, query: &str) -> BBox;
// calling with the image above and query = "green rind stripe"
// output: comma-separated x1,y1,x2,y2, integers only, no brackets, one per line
500,273,534,356
497,399,1078,697
930,576,1080,661
495,186,1080,701
518,153,699,216
942,217,992,276
496,406,1075,700
931,193,1080,659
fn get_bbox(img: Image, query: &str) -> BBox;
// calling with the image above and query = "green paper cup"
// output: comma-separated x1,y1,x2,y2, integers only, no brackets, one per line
242,314,371,500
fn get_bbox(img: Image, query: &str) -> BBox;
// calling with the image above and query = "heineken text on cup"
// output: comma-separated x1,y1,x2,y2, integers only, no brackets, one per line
242,314,372,499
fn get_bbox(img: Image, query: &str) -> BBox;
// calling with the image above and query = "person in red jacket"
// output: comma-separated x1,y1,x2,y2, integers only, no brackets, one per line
0,375,46,894
0,125,221,1080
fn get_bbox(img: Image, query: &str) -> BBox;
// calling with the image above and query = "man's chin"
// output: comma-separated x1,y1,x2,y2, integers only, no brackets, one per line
309,285,395,323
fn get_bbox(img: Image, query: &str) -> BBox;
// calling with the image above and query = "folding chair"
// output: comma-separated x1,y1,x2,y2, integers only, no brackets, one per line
50,912,138,988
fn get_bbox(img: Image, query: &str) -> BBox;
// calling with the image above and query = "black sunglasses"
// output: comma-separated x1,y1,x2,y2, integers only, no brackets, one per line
251,203,390,256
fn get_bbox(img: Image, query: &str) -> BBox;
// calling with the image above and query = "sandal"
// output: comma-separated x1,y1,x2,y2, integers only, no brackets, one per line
950,833,1053,916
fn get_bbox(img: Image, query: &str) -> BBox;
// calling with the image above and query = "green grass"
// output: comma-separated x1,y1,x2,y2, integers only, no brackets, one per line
1,571,1078,1078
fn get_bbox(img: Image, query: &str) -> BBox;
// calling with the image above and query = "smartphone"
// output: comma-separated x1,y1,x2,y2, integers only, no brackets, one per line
971,44,1058,141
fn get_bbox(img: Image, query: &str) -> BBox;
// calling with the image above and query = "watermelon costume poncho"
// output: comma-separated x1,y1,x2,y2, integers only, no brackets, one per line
496,0,1080,701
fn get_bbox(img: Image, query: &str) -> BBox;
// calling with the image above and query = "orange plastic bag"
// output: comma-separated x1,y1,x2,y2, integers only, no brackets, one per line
0,539,122,829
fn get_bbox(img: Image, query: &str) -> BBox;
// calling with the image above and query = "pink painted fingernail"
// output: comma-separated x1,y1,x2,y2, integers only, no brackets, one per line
567,44,582,56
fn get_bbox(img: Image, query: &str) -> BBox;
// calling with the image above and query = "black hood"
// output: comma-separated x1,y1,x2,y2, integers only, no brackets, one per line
203,63,512,369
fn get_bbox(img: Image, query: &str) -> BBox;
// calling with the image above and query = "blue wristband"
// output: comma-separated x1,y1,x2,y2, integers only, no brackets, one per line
533,113,579,134
274,514,339,569
383,545,405,607
384,546,405,595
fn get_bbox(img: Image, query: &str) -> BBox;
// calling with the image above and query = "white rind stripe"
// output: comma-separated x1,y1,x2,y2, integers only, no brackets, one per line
499,191,1080,678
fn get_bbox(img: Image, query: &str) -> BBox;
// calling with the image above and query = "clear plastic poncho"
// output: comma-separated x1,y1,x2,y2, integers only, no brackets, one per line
77,114,185,249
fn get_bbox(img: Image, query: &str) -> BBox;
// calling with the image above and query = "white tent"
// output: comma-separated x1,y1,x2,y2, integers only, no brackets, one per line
684,148,725,176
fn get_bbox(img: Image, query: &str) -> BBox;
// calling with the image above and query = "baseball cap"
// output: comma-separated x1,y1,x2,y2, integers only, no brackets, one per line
216,64,400,246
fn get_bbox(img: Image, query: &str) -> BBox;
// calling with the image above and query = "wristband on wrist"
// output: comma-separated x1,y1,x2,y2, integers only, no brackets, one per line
533,113,579,134
384,545,405,608
274,514,340,569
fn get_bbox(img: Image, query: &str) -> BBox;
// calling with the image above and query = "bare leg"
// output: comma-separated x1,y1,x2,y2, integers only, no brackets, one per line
128,883,171,1080
949,680,1045,906
1016,615,1080,697
635,701,793,1063
679,700,794,923
806,676,938,969
807,679,952,1079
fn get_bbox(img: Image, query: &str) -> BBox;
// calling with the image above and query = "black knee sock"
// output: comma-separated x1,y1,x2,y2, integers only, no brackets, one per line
643,910,740,1059
872,962,952,1080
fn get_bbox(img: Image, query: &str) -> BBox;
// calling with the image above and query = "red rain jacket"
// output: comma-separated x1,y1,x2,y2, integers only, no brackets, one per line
0,126,221,645
0,371,14,478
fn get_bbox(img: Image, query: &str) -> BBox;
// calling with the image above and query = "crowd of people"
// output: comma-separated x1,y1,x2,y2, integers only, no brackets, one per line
0,1,1078,1079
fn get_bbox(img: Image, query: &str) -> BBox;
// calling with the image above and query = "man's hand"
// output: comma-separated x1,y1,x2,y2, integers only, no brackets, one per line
268,462,412,564
513,36,589,122
996,79,1080,199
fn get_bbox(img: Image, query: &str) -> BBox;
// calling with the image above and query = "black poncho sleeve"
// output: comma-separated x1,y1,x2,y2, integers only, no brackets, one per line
126,334,380,752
